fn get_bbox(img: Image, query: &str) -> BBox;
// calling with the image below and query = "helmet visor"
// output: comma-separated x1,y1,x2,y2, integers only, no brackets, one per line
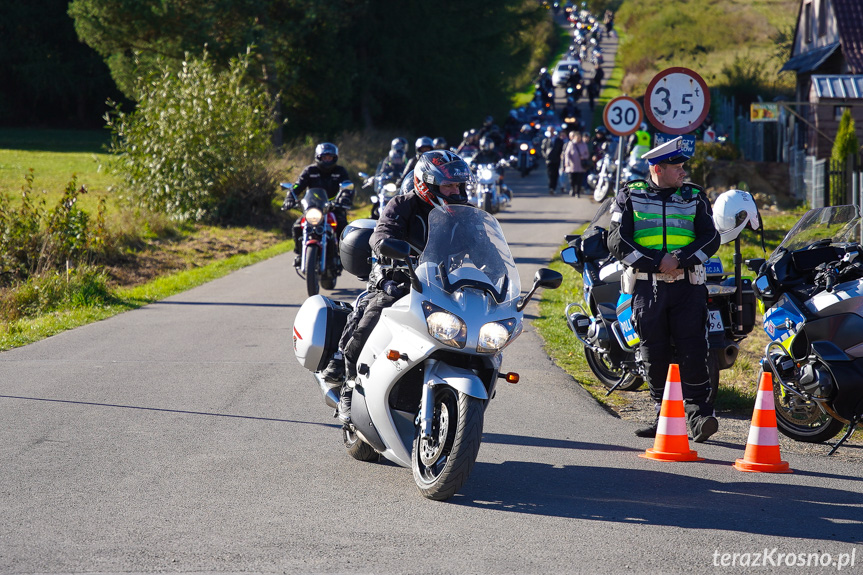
434,159,474,186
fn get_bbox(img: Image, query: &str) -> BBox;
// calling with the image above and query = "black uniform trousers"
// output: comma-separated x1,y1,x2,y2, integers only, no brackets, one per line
631,277,713,416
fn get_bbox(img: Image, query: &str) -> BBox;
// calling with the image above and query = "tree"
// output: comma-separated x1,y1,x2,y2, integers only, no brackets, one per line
70,0,550,139
106,50,279,223
830,108,859,206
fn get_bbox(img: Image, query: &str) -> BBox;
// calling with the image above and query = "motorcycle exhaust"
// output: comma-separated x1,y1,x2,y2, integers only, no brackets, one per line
714,343,739,370
314,373,341,408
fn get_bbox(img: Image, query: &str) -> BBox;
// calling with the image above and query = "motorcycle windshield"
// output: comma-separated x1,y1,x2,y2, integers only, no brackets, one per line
418,205,521,305
589,197,616,230
768,205,861,264
301,188,329,211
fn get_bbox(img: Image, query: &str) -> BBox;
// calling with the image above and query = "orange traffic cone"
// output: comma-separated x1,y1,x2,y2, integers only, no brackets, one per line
734,371,792,473
640,364,702,462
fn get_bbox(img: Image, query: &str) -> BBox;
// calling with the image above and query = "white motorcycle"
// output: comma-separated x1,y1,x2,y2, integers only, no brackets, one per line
469,161,511,214
292,205,562,500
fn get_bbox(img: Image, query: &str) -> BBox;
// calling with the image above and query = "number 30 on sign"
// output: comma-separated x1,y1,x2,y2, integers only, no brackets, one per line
603,96,643,137
644,67,710,135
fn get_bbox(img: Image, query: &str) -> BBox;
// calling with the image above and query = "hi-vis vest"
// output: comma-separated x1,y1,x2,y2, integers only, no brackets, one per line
635,130,651,148
627,180,701,251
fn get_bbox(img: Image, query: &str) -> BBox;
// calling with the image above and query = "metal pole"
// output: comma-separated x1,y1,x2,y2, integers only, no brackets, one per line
614,135,624,194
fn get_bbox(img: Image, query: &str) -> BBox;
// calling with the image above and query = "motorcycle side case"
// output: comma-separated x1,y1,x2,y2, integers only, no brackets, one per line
340,218,376,279
292,295,352,372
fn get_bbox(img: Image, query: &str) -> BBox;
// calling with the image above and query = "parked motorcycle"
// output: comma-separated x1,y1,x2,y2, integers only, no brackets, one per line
747,204,863,453
359,170,400,219
281,181,352,296
560,198,755,397
292,205,562,499
588,141,617,202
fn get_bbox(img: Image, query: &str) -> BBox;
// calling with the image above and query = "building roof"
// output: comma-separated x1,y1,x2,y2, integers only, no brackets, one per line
781,42,840,73
810,74,863,99
834,0,863,74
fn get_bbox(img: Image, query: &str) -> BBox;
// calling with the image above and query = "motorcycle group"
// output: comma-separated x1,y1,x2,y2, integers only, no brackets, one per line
278,3,861,500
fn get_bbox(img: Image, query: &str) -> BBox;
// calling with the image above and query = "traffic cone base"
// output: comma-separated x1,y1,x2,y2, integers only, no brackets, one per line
640,364,702,462
733,371,792,473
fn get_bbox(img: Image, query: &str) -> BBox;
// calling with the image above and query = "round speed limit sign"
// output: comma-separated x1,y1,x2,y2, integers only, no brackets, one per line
644,67,710,135
603,96,643,137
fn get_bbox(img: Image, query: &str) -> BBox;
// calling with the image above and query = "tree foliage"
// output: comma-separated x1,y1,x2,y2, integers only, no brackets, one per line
69,0,550,139
106,50,279,223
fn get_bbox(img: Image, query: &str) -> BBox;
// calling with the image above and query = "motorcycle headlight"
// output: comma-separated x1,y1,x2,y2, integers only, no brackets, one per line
305,208,324,225
477,319,518,353
520,143,529,151
422,301,466,349
479,168,495,180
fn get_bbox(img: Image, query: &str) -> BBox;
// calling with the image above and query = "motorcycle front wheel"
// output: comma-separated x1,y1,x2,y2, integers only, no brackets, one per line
584,348,643,391
480,194,492,214
412,387,484,501
762,368,845,443
305,245,320,296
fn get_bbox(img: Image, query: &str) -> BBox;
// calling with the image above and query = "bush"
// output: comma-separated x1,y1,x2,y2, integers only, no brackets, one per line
688,141,740,186
0,171,109,287
0,266,111,323
106,48,280,223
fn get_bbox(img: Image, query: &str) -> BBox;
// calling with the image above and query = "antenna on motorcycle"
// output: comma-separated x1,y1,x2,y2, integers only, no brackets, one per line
516,268,563,312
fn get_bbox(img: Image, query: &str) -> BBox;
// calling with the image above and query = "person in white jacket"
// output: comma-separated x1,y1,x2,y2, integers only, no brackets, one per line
563,131,591,197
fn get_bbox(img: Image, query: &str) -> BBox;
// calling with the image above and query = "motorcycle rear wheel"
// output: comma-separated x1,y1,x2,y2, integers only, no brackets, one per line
762,368,845,443
343,426,379,462
412,387,484,501
584,348,643,391
305,245,320,296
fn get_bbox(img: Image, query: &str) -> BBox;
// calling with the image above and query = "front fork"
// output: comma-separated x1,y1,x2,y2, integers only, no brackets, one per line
300,227,327,274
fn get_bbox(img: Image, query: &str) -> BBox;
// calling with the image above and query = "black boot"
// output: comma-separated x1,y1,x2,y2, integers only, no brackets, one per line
686,402,718,443
321,354,346,383
635,409,660,438
337,383,352,424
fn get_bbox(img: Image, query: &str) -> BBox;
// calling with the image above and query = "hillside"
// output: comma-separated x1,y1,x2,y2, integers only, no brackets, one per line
615,0,798,98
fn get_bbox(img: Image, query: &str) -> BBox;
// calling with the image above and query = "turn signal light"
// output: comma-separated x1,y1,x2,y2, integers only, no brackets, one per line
386,349,408,361
499,372,519,383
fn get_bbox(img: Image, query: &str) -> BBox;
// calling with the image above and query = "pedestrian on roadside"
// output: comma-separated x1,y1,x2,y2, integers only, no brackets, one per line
562,130,590,198
542,127,565,195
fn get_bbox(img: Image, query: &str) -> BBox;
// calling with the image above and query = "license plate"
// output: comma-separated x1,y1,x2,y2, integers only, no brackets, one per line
708,310,724,332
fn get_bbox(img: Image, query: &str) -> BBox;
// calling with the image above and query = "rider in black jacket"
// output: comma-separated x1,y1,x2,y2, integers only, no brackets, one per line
284,143,354,261
323,150,475,424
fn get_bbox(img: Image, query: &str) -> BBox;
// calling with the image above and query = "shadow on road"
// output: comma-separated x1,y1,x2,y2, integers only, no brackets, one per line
453,462,863,543
0,394,342,429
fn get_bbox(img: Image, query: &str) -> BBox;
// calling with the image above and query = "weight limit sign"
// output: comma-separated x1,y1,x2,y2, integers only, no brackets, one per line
644,67,710,135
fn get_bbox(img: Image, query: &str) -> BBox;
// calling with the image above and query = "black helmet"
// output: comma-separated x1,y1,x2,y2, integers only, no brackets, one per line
433,137,448,150
315,142,339,170
413,150,474,208
479,136,495,151
391,137,407,153
414,136,434,157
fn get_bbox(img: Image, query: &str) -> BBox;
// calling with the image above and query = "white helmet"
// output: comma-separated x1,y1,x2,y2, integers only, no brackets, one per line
713,189,760,244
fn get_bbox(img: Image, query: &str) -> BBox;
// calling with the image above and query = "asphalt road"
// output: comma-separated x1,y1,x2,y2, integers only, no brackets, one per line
1,162,861,574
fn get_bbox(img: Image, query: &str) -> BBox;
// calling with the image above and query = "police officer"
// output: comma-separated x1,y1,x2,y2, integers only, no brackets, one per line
284,142,353,262
607,137,721,442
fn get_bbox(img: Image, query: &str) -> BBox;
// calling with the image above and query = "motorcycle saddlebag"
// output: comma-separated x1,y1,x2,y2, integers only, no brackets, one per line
292,295,352,372
340,218,376,279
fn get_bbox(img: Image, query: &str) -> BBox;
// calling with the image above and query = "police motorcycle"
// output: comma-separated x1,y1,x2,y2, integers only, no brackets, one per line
359,169,400,220
620,146,650,183
560,193,757,397
746,204,863,453
291,205,562,500
281,180,353,296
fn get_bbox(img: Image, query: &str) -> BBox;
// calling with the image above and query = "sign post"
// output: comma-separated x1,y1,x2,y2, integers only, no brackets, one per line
603,96,644,198
644,67,710,135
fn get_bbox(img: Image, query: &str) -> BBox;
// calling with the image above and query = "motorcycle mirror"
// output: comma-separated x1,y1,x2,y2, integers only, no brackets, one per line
516,268,562,312
378,238,411,261
279,182,295,190
340,180,355,192
561,246,579,264
535,268,563,289
746,258,765,273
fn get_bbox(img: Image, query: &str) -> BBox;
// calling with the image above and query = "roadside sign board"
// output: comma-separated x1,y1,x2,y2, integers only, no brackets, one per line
644,67,710,135
751,103,780,122
603,96,643,137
